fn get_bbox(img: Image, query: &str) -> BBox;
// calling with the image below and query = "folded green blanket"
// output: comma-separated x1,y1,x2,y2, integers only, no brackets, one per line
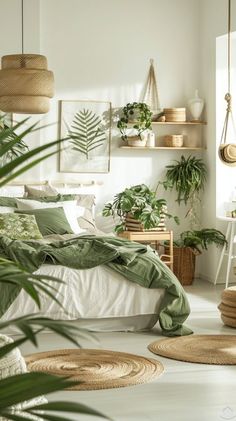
0,235,192,336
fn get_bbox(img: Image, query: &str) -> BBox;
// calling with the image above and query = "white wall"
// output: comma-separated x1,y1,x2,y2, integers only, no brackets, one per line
0,0,203,235
38,0,202,231
199,0,236,283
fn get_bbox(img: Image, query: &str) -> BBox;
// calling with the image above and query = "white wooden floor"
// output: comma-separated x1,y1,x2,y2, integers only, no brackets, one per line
20,280,236,421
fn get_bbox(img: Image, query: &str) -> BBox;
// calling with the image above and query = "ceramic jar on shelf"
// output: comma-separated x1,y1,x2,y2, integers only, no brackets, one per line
188,90,204,121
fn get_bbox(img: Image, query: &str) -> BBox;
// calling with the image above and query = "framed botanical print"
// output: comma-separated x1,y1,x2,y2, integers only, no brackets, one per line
59,100,112,173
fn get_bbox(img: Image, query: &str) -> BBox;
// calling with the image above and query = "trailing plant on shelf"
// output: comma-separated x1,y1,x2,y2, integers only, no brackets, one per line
0,118,109,421
117,102,152,141
160,155,207,227
103,183,179,233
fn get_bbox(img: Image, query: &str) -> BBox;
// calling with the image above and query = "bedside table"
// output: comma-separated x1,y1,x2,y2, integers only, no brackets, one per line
119,230,173,271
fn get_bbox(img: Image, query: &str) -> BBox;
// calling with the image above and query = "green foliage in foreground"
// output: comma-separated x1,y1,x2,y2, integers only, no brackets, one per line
0,117,110,420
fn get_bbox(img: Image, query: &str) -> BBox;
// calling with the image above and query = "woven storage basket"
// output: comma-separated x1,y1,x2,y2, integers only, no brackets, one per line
165,246,198,285
163,108,186,122
164,135,183,147
125,212,166,232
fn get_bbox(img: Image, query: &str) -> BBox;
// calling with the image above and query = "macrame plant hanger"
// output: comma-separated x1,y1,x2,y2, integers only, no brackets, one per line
219,0,236,166
140,59,161,120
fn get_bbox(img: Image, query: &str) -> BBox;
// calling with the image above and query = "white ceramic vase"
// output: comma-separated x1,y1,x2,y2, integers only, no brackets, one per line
188,90,204,121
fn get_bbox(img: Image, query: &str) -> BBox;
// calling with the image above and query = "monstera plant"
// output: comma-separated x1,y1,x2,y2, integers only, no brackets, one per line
68,109,106,159
103,183,179,233
0,118,109,421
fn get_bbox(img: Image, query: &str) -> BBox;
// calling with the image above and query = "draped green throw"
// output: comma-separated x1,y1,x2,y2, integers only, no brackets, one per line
0,235,192,336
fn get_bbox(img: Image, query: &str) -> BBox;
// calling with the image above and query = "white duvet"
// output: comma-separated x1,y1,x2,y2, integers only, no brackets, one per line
2,263,164,322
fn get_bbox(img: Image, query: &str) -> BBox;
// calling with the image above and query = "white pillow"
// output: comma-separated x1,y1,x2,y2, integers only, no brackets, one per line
0,206,15,213
15,198,85,235
24,183,58,198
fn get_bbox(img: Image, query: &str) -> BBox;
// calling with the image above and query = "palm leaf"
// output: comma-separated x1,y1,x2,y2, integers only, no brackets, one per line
0,315,94,359
68,108,106,159
0,373,111,420
0,258,65,311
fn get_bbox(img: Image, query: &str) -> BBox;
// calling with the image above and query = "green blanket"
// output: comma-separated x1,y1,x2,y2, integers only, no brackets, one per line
0,235,192,336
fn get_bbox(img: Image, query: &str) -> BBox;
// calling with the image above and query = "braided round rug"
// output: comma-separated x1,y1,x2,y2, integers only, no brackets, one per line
148,335,236,365
25,349,164,390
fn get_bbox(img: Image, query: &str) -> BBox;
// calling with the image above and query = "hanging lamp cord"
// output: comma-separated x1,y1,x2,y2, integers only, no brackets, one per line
21,0,24,55
220,0,236,145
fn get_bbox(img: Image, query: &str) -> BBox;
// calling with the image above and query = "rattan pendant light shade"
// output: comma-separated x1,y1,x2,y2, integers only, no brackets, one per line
0,0,54,114
0,54,54,114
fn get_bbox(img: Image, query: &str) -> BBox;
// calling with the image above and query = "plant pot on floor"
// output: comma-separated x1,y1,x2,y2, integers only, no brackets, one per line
165,246,200,285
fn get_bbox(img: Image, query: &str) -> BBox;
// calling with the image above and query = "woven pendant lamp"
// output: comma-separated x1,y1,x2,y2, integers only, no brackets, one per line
218,0,236,166
0,1,54,114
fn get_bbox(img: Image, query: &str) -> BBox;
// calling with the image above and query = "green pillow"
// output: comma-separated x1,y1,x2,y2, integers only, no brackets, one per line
15,207,73,236
0,197,17,207
0,213,43,240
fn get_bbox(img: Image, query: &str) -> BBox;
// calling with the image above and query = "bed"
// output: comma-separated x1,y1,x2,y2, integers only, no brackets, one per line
0,182,192,336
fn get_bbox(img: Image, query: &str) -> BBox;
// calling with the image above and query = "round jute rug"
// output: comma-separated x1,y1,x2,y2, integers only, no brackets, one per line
25,349,164,390
148,335,236,365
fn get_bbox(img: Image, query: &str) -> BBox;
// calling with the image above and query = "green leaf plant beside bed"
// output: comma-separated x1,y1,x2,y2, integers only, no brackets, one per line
0,118,110,421
165,229,227,286
117,102,152,141
103,183,179,233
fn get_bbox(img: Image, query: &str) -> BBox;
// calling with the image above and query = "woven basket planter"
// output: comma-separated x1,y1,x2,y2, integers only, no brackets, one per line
165,246,200,285
125,212,166,232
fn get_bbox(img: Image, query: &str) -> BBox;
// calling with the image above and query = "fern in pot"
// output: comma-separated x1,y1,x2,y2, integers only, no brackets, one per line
161,155,207,227
103,184,179,233
165,229,227,286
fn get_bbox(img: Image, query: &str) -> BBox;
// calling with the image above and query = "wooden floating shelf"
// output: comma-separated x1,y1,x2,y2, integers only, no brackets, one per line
120,146,204,150
151,121,207,125
127,121,207,125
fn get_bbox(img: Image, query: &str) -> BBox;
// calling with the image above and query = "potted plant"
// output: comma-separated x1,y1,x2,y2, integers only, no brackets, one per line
117,102,152,146
103,183,179,233
165,228,227,285
161,155,207,225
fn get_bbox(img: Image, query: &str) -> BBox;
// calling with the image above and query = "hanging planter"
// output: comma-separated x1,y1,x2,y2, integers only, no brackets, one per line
140,59,162,121
218,0,236,166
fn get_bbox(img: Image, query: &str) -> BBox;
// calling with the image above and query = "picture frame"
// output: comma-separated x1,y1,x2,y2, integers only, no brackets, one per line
59,100,112,173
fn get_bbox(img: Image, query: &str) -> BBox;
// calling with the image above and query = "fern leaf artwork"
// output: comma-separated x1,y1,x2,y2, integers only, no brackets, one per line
68,109,106,159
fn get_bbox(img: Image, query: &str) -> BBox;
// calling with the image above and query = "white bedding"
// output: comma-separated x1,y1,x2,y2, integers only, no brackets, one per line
2,263,164,323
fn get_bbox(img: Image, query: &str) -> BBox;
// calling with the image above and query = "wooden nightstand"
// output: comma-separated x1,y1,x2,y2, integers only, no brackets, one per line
119,230,173,271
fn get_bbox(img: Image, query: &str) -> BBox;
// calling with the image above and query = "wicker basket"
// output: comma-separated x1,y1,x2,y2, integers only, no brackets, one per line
163,108,186,122
125,212,166,232
164,135,184,147
165,246,199,285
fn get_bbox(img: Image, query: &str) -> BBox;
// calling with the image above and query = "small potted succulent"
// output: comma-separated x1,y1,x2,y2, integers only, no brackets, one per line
117,102,152,146
102,183,179,233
